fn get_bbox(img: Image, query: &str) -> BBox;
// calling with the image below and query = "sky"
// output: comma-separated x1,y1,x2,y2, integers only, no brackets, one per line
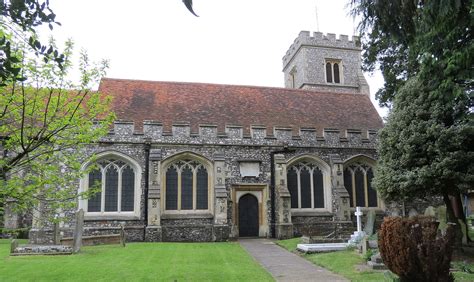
44,0,387,117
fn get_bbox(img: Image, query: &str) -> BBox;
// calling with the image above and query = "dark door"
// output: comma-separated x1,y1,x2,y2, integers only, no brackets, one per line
239,194,259,237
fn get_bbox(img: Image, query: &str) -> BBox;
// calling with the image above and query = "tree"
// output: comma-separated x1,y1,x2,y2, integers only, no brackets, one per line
351,0,472,107
351,0,473,243
1,0,64,86
0,36,114,223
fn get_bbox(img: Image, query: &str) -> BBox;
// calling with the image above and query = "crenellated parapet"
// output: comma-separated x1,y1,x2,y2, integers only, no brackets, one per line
104,120,379,148
283,31,361,69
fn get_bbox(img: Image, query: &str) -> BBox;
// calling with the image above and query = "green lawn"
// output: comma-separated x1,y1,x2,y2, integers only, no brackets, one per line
0,239,273,281
277,237,474,282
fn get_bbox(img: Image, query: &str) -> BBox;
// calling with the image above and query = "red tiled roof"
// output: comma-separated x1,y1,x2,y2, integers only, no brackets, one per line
99,78,383,134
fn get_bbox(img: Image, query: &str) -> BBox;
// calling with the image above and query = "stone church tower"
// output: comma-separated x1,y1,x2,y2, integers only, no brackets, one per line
282,31,370,95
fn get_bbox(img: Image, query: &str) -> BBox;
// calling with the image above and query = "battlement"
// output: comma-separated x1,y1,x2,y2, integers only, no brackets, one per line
106,120,378,148
283,31,361,69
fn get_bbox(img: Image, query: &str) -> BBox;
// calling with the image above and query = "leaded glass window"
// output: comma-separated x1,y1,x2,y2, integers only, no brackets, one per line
87,169,102,212
86,158,137,213
343,163,378,208
287,161,326,209
165,159,209,211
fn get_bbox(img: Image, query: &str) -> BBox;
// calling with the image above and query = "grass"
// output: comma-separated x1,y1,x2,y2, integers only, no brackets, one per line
276,237,384,281
277,237,474,282
0,239,273,281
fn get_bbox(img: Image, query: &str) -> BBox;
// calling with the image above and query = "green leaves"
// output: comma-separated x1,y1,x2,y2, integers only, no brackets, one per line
0,37,114,221
1,1,64,86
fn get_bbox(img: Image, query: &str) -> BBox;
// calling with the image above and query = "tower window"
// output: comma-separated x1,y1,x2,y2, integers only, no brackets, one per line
325,60,342,84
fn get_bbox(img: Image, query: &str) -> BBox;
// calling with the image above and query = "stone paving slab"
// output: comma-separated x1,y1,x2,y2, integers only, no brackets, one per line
239,238,348,282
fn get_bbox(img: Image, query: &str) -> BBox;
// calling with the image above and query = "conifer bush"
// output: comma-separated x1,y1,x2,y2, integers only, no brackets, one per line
378,216,454,282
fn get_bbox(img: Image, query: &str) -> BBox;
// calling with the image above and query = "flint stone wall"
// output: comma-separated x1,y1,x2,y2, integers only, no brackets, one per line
29,120,379,243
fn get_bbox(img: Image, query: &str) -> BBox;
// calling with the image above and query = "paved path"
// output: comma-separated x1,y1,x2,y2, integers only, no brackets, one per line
239,238,348,282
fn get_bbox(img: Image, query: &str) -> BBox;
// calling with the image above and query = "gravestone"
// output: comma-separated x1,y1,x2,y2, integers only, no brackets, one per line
53,222,61,245
364,210,376,236
348,207,366,245
424,206,436,217
120,225,126,247
437,206,447,233
367,252,387,270
10,239,18,254
73,209,84,253
408,208,418,217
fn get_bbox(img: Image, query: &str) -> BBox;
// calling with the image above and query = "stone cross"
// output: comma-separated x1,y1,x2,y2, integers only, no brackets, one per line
355,207,363,233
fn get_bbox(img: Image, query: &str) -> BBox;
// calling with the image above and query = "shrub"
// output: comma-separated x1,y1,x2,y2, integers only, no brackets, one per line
378,216,454,282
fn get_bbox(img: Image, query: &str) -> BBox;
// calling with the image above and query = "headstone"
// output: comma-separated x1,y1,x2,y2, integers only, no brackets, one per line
424,206,436,217
458,219,468,245
348,207,366,245
408,208,418,217
120,225,126,247
73,209,84,253
364,210,376,236
53,221,61,245
10,239,18,254
367,252,387,270
360,235,369,255
355,207,363,233
437,206,447,233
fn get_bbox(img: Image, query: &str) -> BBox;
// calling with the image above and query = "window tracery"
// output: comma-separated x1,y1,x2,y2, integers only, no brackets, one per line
165,159,209,211
287,161,325,209
343,162,378,208
86,158,137,214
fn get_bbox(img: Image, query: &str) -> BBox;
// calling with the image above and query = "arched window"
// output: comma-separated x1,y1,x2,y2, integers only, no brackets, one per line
333,63,340,83
325,60,342,84
287,161,326,209
343,162,378,208
164,159,209,211
84,157,139,215
325,62,333,83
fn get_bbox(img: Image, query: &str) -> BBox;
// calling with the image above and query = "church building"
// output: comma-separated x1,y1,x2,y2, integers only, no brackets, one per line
29,31,384,243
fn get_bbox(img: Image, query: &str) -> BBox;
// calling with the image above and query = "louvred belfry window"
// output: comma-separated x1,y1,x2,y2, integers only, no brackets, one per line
343,163,378,208
86,159,136,213
325,60,342,84
287,161,325,209
165,159,209,211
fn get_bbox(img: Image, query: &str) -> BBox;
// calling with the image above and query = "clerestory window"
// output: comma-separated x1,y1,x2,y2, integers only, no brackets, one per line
164,159,209,211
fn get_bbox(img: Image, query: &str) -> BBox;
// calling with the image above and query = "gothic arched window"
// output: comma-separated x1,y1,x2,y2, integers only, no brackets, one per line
343,163,378,208
287,161,326,209
165,159,209,211
85,158,138,214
